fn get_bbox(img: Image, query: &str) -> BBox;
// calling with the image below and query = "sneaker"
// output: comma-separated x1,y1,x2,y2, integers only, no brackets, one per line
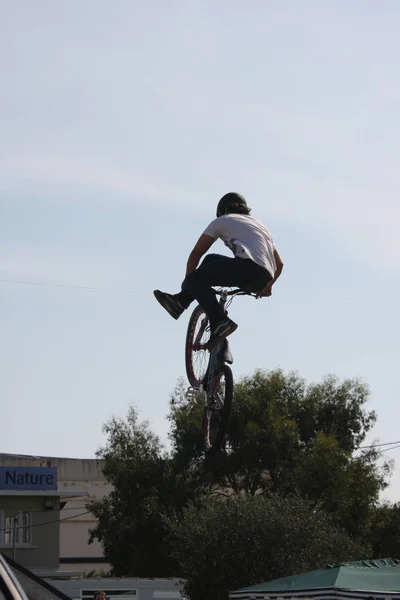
206,318,238,349
153,290,184,320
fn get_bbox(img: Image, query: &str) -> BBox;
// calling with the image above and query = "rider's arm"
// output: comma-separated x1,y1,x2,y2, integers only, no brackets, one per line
271,247,284,284
257,247,284,298
185,234,215,277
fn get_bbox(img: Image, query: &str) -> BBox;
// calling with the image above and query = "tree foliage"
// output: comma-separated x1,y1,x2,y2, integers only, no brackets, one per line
169,369,390,537
87,407,198,576
368,502,400,558
87,369,393,592
167,494,366,600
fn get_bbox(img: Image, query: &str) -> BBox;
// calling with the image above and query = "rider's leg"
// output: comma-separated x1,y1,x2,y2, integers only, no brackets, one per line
181,256,267,345
182,256,267,328
154,254,271,327
153,255,227,320
177,254,227,308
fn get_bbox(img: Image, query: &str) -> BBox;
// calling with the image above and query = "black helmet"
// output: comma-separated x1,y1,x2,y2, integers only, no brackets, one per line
216,192,249,218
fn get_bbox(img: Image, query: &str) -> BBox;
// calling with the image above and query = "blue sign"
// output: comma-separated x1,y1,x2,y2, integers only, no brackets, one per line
0,467,57,491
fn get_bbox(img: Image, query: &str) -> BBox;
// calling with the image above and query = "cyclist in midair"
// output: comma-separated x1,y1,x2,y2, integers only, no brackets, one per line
154,192,284,348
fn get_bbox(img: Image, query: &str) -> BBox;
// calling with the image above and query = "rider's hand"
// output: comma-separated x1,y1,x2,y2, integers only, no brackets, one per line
256,282,273,298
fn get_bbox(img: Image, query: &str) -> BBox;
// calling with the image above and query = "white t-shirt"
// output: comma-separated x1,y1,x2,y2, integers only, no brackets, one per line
203,214,277,277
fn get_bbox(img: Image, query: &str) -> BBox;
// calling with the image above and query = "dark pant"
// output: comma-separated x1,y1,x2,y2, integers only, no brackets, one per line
177,254,272,327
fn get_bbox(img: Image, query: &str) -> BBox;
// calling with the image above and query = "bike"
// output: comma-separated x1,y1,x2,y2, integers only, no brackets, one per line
185,288,254,455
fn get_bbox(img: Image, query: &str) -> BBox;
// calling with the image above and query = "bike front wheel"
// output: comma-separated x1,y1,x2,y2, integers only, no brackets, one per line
203,364,233,455
185,305,211,388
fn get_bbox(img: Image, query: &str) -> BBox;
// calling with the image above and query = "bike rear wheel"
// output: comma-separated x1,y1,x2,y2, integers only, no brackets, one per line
203,364,233,455
185,305,211,388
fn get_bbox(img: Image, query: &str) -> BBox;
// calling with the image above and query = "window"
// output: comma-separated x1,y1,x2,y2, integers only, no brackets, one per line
0,511,31,546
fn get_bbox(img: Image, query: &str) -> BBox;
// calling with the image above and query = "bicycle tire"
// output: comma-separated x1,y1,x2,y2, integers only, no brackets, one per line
203,364,233,455
185,304,211,388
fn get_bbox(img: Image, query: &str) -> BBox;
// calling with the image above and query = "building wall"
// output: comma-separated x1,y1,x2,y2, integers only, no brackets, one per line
49,578,185,600
56,457,112,570
0,455,113,573
0,495,60,570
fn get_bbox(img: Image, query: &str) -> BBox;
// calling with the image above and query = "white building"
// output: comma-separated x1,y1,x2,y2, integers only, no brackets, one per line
0,453,112,573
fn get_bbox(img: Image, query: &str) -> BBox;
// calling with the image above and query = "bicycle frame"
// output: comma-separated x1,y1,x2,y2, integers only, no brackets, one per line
188,288,254,400
186,287,255,453
204,290,229,393
198,289,246,403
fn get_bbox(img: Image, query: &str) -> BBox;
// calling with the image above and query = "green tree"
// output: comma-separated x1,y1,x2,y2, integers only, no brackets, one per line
168,369,390,537
368,502,400,558
88,369,391,580
88,407,198,577
166,494,366,600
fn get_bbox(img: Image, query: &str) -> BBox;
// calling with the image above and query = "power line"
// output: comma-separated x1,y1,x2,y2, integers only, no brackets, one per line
31,510,92,528
291,440,400,457
359,440,400,450
337,442,400,455
0,278,398,304
0,511,92,533
350,441,400,456
280,296,392,305
14,505,90,514
0,279,136,293
378,443,400,454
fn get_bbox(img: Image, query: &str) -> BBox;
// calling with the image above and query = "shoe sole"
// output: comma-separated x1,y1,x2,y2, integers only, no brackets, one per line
153,290,181,320
206,323,238,351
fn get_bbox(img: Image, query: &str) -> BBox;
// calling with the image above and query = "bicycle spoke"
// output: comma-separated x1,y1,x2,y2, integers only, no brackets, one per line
185,306,211,387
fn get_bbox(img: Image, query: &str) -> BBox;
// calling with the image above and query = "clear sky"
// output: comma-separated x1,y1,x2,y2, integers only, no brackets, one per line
2,1,400,502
